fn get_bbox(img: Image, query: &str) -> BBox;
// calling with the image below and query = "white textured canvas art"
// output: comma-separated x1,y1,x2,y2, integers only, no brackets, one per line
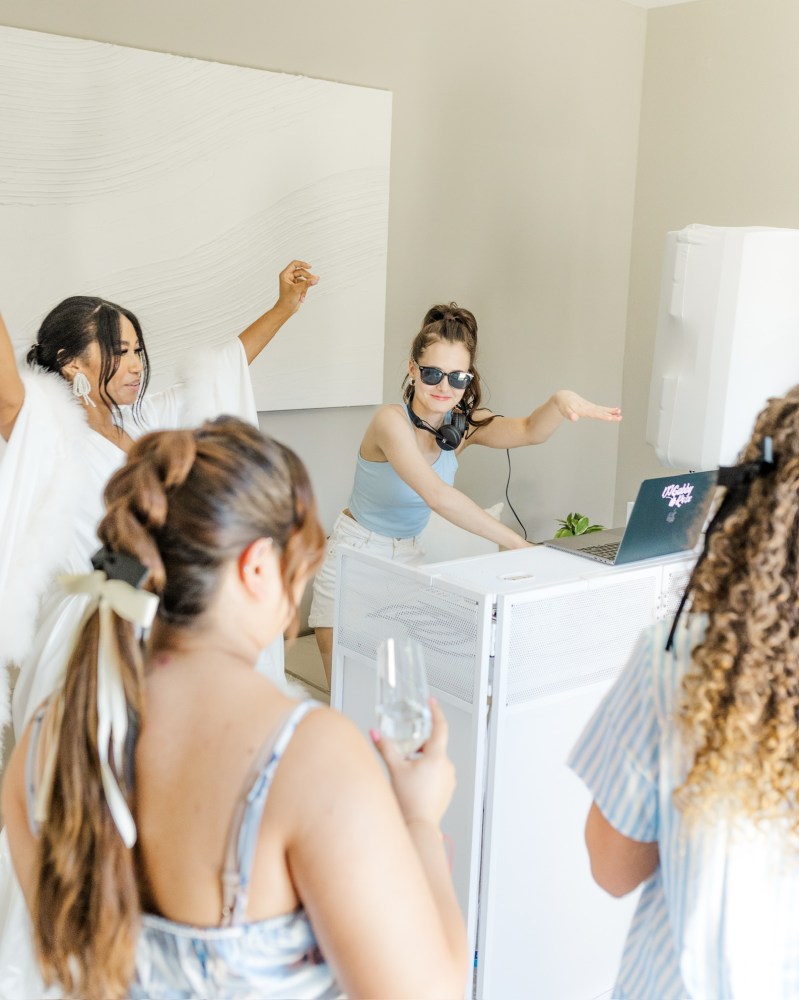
0,27,391,409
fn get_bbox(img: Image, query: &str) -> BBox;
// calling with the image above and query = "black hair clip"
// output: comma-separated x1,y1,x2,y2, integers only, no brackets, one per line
91,546,149,589
716,435,775,491
665,437,776,652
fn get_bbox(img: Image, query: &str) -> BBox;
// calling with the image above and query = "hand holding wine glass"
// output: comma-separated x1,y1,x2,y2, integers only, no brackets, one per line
372,697,456,830
376,637,432,756
373,638,455,828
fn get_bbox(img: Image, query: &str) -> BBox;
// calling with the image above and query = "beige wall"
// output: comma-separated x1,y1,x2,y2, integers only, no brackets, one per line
0,0,646,541
616,0,799,520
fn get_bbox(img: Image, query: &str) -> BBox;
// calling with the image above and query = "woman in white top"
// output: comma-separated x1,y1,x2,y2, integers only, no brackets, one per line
0,260,317,731
569,387,799,999
310,302,622,682
0,261,317,995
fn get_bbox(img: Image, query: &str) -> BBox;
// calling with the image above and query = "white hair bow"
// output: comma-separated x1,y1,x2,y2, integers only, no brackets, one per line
36,570,159,848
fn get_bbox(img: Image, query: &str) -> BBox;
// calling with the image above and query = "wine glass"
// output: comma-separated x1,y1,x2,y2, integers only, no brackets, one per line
375,637,432,757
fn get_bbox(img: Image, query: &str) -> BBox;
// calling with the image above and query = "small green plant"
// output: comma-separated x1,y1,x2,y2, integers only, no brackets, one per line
554,512,605,538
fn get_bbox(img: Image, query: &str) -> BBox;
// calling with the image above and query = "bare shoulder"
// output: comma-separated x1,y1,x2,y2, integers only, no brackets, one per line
272,705,390,815
373,402,416,442
285,703,378,770
372,402,410,431
362,403,413,460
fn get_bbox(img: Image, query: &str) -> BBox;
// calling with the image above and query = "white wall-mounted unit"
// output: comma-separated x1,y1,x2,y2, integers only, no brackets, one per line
647,224,799,470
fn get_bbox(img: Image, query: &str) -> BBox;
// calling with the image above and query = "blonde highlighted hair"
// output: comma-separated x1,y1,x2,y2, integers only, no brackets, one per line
675,387,799,834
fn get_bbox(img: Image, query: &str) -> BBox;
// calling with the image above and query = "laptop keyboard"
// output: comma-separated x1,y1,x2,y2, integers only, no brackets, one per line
580,541,621,560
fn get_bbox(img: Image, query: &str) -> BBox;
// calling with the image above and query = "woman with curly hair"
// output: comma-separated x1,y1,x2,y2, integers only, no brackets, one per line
568,388,799,999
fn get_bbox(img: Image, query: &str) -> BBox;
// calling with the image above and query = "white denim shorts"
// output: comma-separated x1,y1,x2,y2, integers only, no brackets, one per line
308,511,425,629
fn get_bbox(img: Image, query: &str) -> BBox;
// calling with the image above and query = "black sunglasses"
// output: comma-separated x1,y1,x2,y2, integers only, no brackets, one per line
416,364,473,389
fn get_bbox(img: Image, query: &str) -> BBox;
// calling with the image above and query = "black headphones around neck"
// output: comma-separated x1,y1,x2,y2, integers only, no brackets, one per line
406,402,468,451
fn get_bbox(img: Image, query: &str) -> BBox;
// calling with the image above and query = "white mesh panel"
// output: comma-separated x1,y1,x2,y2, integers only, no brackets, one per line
660,561,694,619
336,552,481,703
505,578,657,705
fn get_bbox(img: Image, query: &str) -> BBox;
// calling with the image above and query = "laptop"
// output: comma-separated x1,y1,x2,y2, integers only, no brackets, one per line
544,470,718,566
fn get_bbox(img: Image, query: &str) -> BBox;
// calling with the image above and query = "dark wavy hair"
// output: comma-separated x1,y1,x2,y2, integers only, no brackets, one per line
401,303,497,434
27,296,150,425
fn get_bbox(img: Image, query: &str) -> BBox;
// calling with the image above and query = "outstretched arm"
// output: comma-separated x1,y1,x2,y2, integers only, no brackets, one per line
463,390,622,450
0,313,25,441
370,406,530,549
238,260,320,365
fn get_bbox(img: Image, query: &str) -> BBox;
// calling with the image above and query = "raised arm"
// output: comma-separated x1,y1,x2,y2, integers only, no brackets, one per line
282,703,468,999
238,260,319,365
462,390,621,450
0,313,25,441
372,405,529,549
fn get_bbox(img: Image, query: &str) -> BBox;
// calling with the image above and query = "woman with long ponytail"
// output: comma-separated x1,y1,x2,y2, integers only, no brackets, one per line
3,417,467,1000
31,569,152,998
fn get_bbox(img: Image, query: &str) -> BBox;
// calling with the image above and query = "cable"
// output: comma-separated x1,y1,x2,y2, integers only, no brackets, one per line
505,448,528,541
466,408,529,541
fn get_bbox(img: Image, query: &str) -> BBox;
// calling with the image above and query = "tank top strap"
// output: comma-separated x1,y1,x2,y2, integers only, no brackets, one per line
220,699,320,927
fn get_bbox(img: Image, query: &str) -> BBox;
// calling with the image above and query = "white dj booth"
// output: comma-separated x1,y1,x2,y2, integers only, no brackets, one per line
331,544,695,1000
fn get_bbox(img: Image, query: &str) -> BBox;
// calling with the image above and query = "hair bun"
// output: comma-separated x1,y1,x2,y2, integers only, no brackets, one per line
422,302,478,339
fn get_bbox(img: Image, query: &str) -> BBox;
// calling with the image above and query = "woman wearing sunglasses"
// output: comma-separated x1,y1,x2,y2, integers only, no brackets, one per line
310,302,621,683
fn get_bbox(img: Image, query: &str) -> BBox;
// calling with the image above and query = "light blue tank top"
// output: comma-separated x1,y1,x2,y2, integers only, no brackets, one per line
27,700,340,1000
348,410,459,538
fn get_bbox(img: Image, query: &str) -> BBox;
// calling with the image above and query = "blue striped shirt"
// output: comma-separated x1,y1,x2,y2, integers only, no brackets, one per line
569,616,799,999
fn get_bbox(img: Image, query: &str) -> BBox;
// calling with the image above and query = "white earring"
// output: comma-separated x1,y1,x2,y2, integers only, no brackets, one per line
72,372,97,408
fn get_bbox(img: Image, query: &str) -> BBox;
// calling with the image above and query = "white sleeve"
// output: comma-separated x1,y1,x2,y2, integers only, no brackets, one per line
139,339,258,431
0,373,85,700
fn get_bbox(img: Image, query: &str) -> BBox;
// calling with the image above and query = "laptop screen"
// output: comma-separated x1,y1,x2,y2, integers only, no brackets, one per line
616,470,718,563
